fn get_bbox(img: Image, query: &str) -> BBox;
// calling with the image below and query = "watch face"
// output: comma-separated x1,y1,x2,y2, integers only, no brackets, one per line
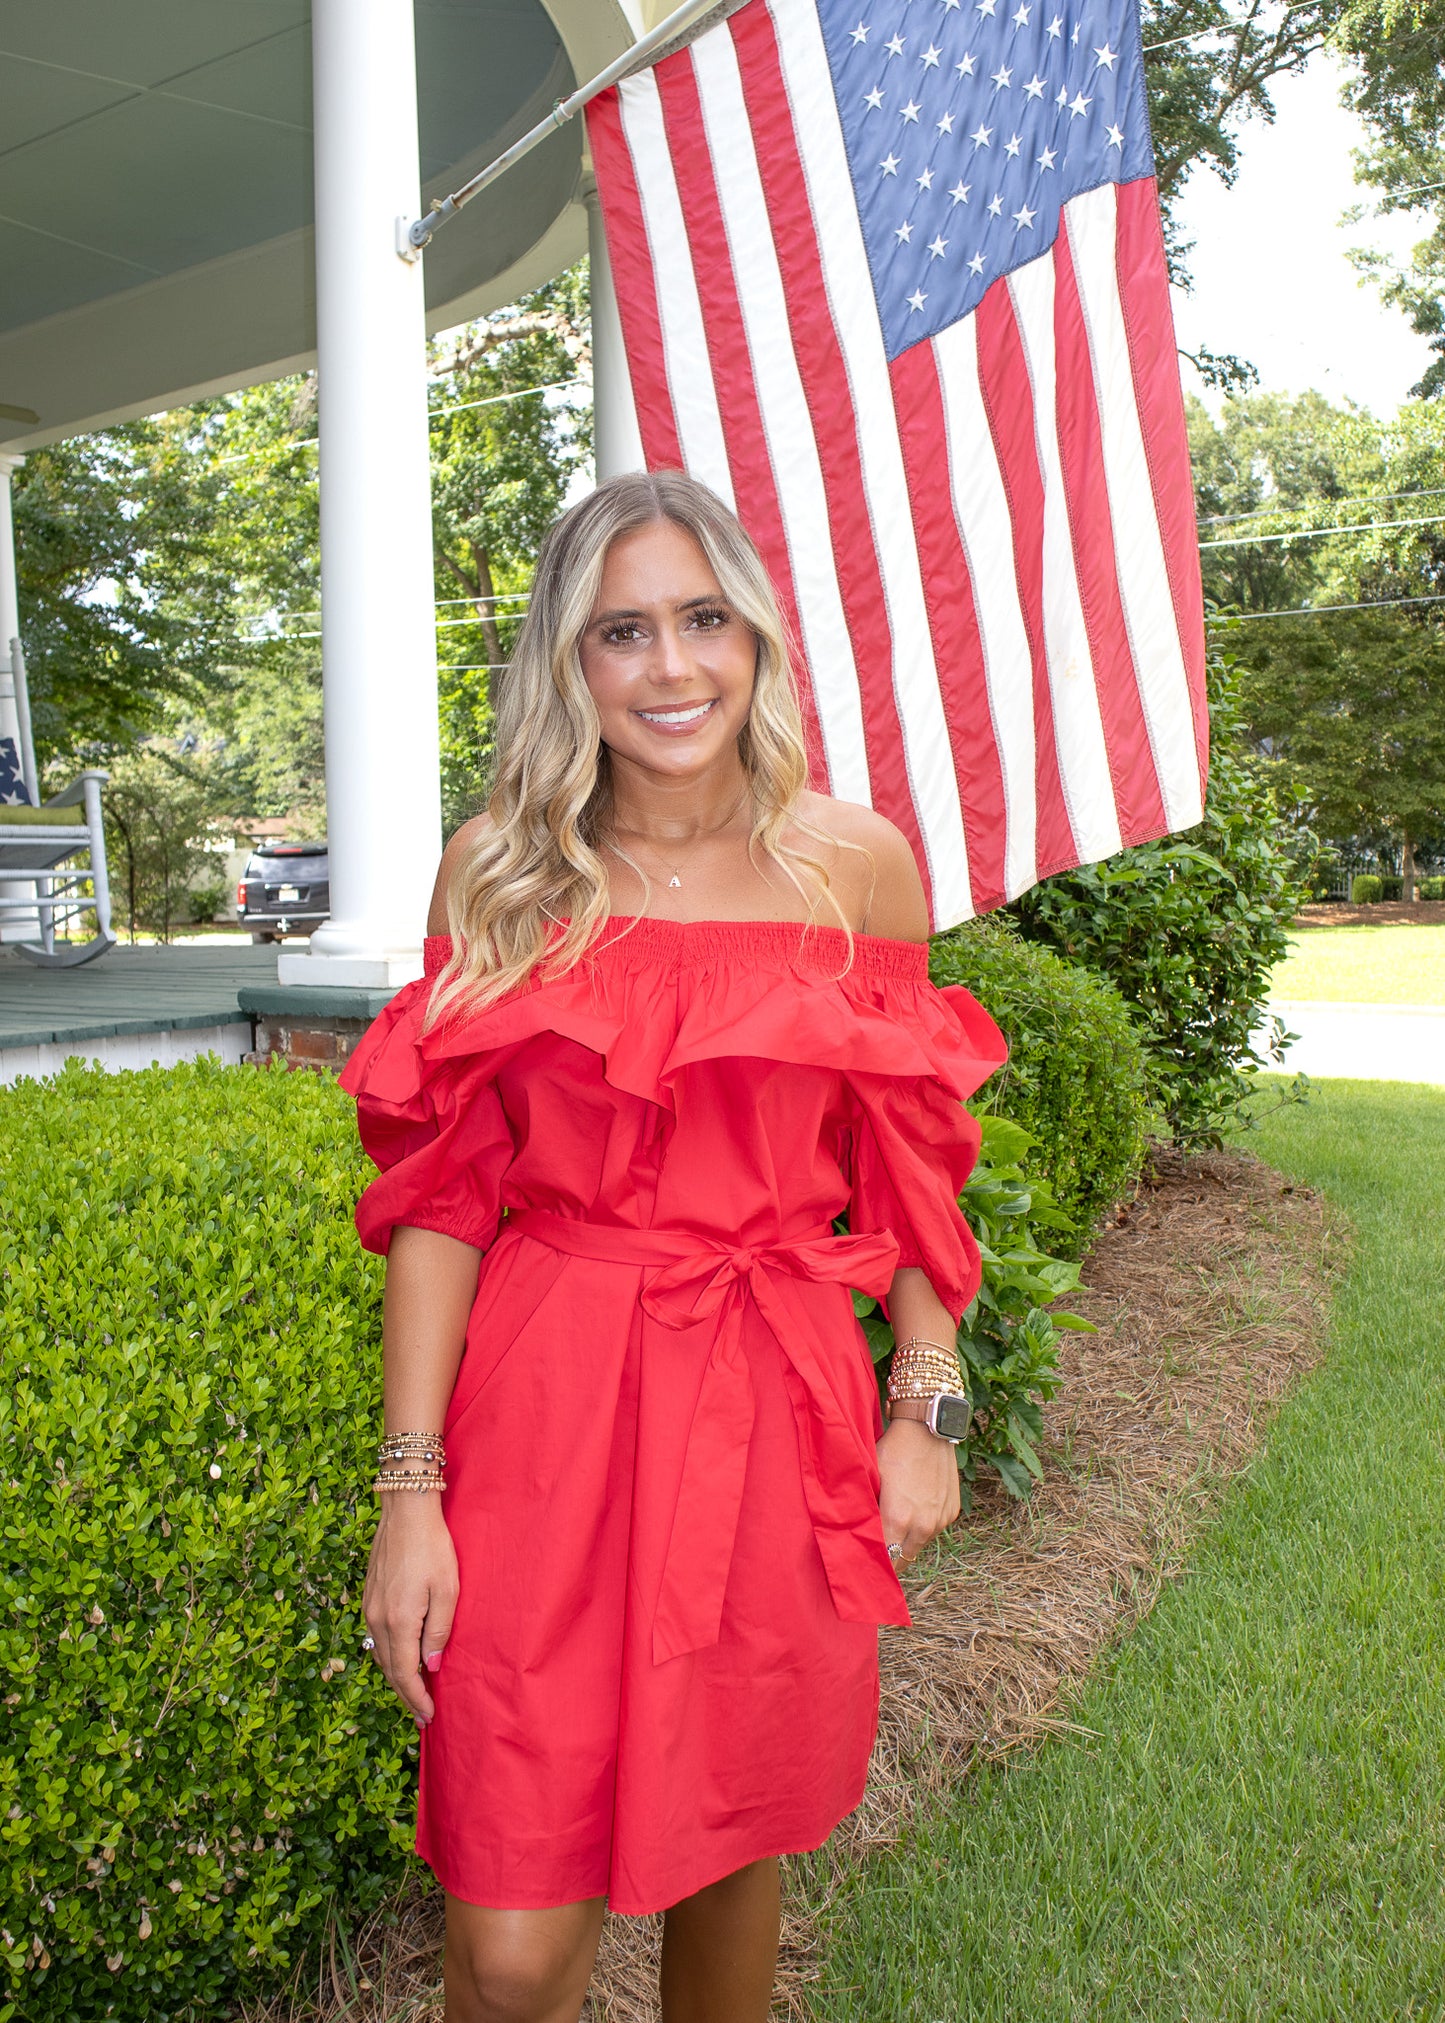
931,1393,973,1441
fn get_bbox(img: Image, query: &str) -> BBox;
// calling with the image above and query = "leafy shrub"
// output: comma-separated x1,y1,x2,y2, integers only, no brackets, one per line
1012,653,1308,1148
184,877,230,925
1350,873,1383,904
1420,876,1445,901
929,916,1152,1244
0,1061,409,2023
853,1116,1092,1508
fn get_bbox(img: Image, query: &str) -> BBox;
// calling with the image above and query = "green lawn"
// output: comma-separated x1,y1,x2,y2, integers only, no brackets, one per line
1270,923,1445,1005
811,1081,1445,2020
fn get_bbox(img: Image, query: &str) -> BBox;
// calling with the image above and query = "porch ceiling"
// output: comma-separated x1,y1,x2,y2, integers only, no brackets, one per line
0,0,631,449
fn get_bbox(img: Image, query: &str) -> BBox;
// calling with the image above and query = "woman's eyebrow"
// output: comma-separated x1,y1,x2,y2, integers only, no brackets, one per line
591,594,726,624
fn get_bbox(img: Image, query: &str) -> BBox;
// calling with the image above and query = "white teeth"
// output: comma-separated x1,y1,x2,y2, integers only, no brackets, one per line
638,700,714,725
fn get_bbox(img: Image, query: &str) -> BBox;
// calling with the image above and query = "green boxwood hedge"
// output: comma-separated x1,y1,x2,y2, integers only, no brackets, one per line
930,916,1153,1243
0,1060,410,2023
2,942,1149,2016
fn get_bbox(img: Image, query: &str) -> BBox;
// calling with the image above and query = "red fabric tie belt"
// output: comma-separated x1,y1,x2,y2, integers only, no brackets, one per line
504,1207,906,1664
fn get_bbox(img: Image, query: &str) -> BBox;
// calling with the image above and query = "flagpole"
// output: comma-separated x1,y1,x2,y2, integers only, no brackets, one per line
399,0,727,257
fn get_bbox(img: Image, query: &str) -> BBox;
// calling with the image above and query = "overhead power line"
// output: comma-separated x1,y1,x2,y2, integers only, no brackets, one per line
1198,486,1445,528
1143,0,1319,55
1211,591,1445,620
1199,511,1445,550
430,377,588,419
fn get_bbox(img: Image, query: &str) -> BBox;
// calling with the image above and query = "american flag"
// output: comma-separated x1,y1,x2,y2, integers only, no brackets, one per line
586,0,1209,927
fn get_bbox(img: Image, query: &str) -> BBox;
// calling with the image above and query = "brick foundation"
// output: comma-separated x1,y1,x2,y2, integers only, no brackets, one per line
237,979,403,1073
245,1015,373,1073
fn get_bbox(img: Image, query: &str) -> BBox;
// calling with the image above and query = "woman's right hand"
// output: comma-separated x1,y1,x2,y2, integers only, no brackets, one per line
363,1495,459,1726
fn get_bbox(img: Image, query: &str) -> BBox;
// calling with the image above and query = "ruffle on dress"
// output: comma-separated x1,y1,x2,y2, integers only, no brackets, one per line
340,917,1007,1317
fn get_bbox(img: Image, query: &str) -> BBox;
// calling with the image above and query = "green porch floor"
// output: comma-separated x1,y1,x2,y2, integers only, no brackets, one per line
0,944,278,1046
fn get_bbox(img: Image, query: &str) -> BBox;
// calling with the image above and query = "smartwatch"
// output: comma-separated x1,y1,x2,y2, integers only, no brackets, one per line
926,1392,972,1443
892,1392,972,1442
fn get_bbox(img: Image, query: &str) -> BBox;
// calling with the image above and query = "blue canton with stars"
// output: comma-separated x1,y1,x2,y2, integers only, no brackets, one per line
820,0,1153,359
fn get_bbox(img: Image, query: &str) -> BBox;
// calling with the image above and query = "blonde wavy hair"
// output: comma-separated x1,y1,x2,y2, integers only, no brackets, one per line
429,470,866,1022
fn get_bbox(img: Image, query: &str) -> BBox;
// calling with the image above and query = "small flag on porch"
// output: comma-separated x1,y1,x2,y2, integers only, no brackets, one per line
586,0,1208,929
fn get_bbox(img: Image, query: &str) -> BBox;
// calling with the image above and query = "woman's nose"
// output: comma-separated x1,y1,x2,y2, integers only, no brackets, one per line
650,625,695,682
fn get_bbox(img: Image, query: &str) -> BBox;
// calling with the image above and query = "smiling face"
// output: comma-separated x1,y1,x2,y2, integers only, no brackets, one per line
578,517,758,788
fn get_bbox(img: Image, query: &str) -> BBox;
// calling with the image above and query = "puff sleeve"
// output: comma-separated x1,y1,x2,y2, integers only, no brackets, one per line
339,978,514,1257
845,979,1007,1323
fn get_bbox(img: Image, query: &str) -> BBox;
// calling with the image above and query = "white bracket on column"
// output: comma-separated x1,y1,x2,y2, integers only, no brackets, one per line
398,0,723,255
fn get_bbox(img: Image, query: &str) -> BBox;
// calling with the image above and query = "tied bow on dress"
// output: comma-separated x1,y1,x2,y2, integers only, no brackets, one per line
507,1209,906,1663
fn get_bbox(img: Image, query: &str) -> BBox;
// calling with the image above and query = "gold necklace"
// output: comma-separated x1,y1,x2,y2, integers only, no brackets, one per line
611,788,750,893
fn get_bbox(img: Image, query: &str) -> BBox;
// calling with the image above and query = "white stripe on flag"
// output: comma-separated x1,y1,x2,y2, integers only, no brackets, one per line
1065,183,1205,831
932,317,1040,902
769,0,972,922
616,74,734,507
689,29,873,806
1007,252,1124,866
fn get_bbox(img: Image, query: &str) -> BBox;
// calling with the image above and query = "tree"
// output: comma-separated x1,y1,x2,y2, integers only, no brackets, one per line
102,744,237,943
1141,0,1348,287
13,418,236,761
427,264,592,831
1334,0,1445,397
1188,390,1445,892
1227,608,1445,895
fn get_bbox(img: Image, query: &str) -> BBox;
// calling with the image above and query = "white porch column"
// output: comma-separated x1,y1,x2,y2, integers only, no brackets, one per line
0,455,24,763
585,187,645,481
0,452,39,944
278,0,441,990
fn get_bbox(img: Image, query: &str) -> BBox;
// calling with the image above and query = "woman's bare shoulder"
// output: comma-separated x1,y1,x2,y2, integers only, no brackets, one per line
427,812,494,936
794,791,930,942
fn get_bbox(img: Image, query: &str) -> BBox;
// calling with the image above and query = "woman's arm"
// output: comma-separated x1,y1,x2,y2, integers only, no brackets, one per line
875,1265,963,1566
363,1225,483,1725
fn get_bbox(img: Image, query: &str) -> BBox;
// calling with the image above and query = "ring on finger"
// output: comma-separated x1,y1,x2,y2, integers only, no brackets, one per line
887,1541,905,1564
361,1635,376,1652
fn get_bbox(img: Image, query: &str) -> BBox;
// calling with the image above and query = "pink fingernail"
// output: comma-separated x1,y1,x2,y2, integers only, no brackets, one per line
425,1652,442,1673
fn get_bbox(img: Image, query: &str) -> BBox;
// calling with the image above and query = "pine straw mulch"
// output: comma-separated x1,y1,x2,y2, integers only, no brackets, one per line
243,1148,1339,2023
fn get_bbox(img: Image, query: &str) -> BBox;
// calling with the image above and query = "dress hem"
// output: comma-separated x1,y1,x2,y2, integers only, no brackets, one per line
418,1773,870,1918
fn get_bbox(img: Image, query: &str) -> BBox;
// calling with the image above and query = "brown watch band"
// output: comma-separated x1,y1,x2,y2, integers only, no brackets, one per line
887,1399,934,1425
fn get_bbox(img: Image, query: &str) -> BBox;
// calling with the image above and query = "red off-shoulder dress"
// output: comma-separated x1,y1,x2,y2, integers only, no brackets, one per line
340,917,1006,1915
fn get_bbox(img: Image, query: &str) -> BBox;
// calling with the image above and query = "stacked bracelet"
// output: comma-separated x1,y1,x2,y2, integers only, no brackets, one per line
372,1430,447,1496
887,1336,964,1406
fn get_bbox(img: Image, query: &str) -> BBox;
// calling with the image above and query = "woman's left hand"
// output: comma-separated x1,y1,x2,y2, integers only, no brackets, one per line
877,1417,962,1569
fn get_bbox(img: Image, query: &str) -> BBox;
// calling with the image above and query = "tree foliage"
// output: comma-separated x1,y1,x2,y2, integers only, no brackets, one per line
1188,391,1445,878
1334,0,1445,397
428,266,592,833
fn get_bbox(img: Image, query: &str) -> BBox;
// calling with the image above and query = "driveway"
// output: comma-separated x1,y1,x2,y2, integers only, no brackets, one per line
1262,1000,1445,1087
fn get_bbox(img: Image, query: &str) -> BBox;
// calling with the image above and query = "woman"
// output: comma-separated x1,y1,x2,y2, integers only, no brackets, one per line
342,470,1005,2023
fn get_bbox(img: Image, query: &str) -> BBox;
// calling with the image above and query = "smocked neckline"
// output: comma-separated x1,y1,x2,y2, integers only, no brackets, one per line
422,917,929,983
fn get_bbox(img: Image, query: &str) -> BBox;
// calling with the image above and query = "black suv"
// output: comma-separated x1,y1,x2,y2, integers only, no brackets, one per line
237,841,330,943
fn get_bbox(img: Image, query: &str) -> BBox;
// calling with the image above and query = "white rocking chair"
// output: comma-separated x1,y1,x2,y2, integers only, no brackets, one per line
0,638,116,968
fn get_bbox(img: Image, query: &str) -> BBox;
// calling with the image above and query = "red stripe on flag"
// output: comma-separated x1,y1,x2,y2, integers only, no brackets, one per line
889,343,1009,913
730,1,930,885
1052,220,1168,845
584,91,685,472
1113,178,1209,790
650,51,829,785
972,284,1078,879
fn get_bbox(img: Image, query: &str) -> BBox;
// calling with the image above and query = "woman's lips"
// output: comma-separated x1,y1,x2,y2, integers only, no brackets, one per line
633,698,719,734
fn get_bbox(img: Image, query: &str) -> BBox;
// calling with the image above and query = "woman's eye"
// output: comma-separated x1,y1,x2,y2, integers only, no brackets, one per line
690,607,729,630
603,622,644,644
